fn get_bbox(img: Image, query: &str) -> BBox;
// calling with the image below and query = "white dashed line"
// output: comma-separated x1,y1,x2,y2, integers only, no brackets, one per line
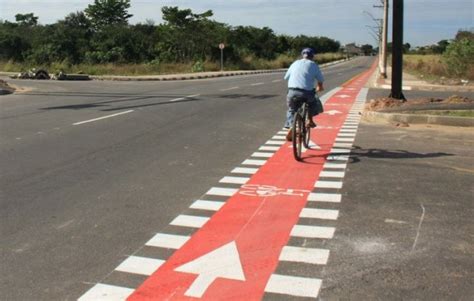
300,208,339,220
279,246,330,265
170,215,210,228
190,200,225,211
219,176,250,184
320,171,346,178
169,97,185,102
307,193,342,203
73,110,134,125
115,256,164,276
251,82,264,86
315,181,343,189
220,86,239,91
265,274,322,298
251,152,274,158
323,162,348,169
206,187,238,196
291,225,336,239
231,167,258,174
266,140,286,145
272,79,282,83
259,146,280,151
242,159,266,166
145,233,190,249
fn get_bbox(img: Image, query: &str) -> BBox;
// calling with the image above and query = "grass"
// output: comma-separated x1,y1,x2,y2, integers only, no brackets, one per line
403,54,474,81
0,53,347,76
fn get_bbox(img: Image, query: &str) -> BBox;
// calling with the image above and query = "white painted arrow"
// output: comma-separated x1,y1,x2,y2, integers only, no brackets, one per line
324,110,342,116
175,241,245,298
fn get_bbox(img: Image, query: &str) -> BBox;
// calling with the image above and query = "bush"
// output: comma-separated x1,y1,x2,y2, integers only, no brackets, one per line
443,38,474,78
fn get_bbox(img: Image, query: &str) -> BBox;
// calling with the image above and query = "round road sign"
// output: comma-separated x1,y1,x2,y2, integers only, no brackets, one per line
219,43,225,49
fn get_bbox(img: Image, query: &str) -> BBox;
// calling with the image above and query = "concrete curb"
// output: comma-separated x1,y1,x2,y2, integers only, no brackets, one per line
0,58,352,82
363,110,474,127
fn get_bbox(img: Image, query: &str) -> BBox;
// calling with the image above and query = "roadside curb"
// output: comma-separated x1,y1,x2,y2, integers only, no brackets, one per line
0,58,353,82
362,110,474,127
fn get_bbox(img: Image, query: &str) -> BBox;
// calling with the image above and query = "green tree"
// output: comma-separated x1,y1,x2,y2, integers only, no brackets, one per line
443,38,474,77
85,0,132,29
15,13,38,26
361,44,373,55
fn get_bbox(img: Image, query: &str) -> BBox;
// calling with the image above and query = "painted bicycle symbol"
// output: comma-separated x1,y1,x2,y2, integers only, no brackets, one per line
239,184,310,197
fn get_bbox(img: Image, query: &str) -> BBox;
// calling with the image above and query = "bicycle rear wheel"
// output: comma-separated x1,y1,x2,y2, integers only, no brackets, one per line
292,113,303,161
302,105,311,149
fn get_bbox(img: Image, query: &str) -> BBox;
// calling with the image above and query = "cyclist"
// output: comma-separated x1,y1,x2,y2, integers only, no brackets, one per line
283,47,325,141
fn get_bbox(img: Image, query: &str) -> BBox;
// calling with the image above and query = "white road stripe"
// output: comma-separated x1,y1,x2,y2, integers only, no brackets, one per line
335,137,355,142
170,215,209,228
265,274,322,298
279,246,330,265
219,176,250,184
115,256,164,276
206,187,238,196
331,148,352,153
145,233,190,249
333,143,353,148
315,181,343,189
231,167,258,174
320,171,345,178
190,200,225,211
341,126,358,129
252,152,274,158
277,130,287,135
220,86,239,91
300,208,339,220
169,97,185,102
340,129,357,133
338,133,356,137
73,110,134,125
307,193,341,203
272,135,286,140
251,82,264,86
326,155,349,161
78,284,133,301
291,225,336,239
266,140,286,145
272,79,282,83
259,146,280,151
242,159,266,166
323,162,348,169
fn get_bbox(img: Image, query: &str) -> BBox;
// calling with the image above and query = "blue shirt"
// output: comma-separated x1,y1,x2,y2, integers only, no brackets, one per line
284,59,324,91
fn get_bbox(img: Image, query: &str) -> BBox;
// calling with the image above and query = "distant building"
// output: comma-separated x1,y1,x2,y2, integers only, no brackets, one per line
343,43,363,56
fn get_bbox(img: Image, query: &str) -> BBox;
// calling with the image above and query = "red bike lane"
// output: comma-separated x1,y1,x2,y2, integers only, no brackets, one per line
128,63,377,300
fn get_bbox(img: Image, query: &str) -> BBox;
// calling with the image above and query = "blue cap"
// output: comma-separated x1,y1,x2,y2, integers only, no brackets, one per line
301,48,315,59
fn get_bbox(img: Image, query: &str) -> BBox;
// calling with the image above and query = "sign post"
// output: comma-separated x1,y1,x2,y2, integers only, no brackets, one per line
219,43,225,71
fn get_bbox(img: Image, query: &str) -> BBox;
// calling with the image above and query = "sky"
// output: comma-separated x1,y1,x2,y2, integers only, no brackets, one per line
0,0,473,47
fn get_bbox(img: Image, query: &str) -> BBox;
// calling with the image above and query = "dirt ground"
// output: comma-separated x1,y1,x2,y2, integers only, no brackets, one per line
0,79,15,94
366,95,473,112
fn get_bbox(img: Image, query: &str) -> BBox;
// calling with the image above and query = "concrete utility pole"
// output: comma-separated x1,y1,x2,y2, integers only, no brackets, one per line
374,0,389,78
390,0,405,100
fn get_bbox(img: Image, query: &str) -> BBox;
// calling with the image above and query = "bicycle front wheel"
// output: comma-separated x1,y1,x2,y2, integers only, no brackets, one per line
292,113,303,161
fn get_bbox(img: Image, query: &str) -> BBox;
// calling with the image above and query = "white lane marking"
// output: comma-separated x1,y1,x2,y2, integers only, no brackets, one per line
231,167,258,174
187,94,200,98
335,137,355,142
220,86,239,91
279,246,330,265
327,155,349,161
320,87,342,103
73,110,134,125
291,225,336,239
320,171,345,178
338,133,356,137
78,283,133,301
169,97,185,102
412,203,426,252
300,208,339,220
251,82,264,86
333,143,353,148
272,135,286,140
307,193,341,203
266,140,286,145
242,159,266,166
315,181,343,189
146,233,190,249
170,215,210,228
115,256,165,276
330,148,352,154
385,218,409,224
357,88,369,102
272,79,282,83
265,274,322,298
251,152,274,158
277,130,287,135
206,187,238,196
219,176,250,184
190,200,225,211
259,146,280,151
340,129,357,133
323,162,348,169
341,126,358,129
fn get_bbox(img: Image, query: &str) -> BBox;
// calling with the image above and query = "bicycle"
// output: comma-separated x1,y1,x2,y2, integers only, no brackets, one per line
291,97,312,161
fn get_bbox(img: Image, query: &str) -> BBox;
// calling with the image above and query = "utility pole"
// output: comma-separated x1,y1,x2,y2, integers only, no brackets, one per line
374,0,389,78
390,0,405,100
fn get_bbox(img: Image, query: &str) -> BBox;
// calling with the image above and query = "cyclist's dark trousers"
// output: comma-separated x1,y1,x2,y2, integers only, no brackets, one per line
285,89,321,128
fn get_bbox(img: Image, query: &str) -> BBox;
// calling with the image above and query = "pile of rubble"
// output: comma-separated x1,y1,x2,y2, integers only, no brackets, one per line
10,69,90,81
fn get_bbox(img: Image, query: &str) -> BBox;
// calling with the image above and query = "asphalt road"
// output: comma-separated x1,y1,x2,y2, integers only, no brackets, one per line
1,57,374,300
